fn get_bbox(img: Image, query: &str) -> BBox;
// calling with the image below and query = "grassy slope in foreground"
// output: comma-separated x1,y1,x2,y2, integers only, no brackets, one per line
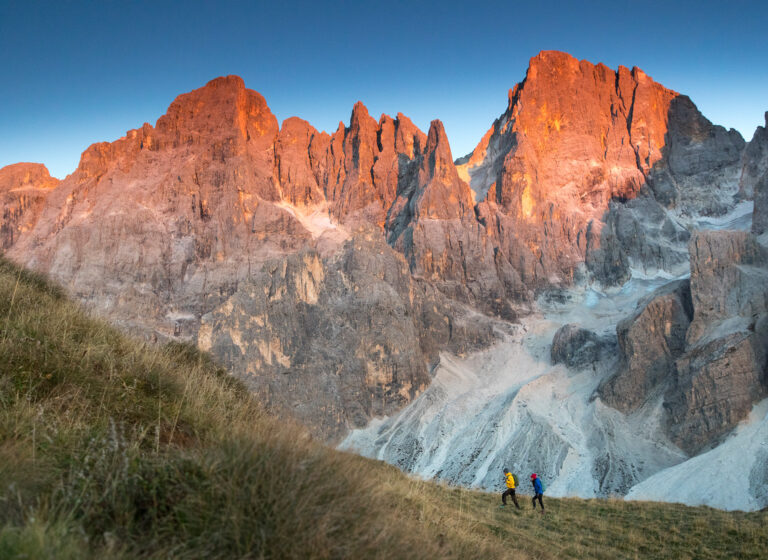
0,256,765,560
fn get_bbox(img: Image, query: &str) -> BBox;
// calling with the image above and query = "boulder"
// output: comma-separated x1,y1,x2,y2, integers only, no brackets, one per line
551,323,616,369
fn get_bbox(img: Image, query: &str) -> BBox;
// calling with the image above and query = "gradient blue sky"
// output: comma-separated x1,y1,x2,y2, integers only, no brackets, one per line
1,0,766,179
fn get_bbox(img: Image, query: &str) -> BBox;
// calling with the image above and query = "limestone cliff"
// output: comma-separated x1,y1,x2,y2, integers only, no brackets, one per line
2,52,763,449
198,232,496,440
598,279,692,413
0,163,58,249
5,53,748,332
744,114,768,235
598,231,768,454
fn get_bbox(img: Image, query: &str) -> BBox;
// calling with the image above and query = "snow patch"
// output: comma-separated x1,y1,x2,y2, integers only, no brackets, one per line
275,202,350,244
339,191,761,510
678,200,754,232
166,312,196,322
340,297,685,499
626,399,768,511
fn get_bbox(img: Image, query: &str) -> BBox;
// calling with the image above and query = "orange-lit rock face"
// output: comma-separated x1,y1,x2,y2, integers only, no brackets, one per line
456,50,743,293
275,117,326,207
0,163,59,249
3,77,433,337
4,51,748,334
1,53,755,441
322,103,427,226
471,51,675,216
411,120,473,220
386,120,512,315
6,77,307,336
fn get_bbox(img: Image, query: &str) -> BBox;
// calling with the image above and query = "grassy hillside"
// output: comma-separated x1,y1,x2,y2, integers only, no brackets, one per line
0,255,765,559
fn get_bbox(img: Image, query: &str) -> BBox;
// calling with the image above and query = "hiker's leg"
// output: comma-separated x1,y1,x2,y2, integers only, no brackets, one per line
511,490,520,509
531,495,536,509
501,489,509,505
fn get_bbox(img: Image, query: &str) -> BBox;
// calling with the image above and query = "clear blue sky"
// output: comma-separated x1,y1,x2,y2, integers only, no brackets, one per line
1,0,766,179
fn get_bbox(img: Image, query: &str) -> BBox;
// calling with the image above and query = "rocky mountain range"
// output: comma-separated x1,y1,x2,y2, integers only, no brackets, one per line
2,50,767,507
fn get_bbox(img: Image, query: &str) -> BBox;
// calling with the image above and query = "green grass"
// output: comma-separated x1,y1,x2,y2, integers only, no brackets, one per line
0,255,766,559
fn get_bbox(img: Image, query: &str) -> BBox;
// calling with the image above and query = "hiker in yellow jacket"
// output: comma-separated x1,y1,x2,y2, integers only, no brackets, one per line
501,468,521,509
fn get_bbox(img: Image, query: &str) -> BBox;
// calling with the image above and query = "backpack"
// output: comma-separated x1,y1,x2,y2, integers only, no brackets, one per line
511,473,519,487
539,478,546,492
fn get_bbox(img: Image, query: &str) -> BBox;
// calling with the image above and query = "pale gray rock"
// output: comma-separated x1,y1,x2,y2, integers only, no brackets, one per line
199,232,497,440
657,231,768,454
586,195,691,285
743,114,768,236
599,279,693,413
666,320,768,454
599,230,768,455
647,96,745,217
739,112,768,201
686,231,768,345
755,171,768,236
751,119,768,237
551,323,616,369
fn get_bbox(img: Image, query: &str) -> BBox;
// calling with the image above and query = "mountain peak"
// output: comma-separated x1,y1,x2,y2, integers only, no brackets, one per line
0,162,58,192
153,75,277,149
529,49,578,67
525,50,581,80
204,75,246,91
350,101,372,129
425,119,454,165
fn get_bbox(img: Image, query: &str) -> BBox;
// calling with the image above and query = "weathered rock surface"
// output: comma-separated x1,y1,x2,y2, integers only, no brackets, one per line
599,230,768,454
686,231,768,345
7,76,310,337
755,171,768,236
323,103,428,227
740,112,768,202
5,52,748,332
746,115,768,235
599,279,693,412
0,76,474,440
589,104,745,285
585,194,691,285
2,77,435,336
666,322,768,454
660,231,768,453
0,163,59,250
645,96,745,216
2,52,762,449
456,51,745,292
274,116,326,207
389,120,513,316
198,232,497,440
551,323,616,369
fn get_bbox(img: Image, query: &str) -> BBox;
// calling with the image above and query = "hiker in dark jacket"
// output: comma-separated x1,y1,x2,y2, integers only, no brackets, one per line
501,468,521,509
530,473,545,513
